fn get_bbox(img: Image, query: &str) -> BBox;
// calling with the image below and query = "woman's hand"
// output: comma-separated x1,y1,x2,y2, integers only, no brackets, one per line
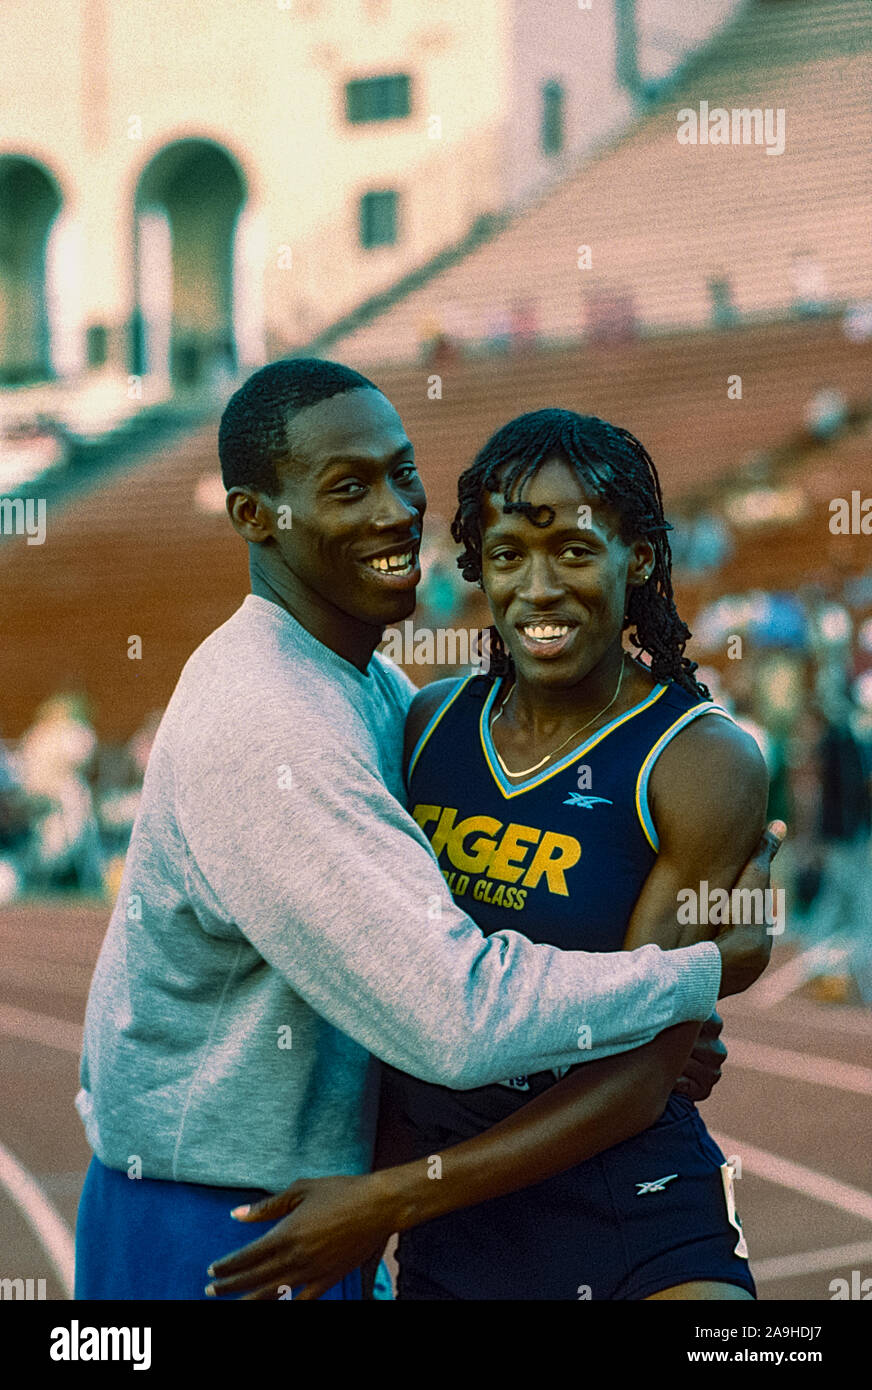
205,1172,395,1301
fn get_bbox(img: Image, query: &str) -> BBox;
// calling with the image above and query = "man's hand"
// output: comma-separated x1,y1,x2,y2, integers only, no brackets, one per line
716,820,786,998
673,1010,726,1102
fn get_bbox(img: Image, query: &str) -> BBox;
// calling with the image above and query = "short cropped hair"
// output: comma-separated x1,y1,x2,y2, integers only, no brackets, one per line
218,357,379,495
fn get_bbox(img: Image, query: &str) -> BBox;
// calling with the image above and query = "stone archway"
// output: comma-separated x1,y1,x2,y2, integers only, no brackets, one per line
133,139,247,389
0,156,63,384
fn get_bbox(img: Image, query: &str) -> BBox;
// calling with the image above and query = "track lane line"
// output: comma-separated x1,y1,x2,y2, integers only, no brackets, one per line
726,1038,872,1096
0,1140,75,1297
711,1132,872,1226
752,1239,872,1283
0,1004,82,1053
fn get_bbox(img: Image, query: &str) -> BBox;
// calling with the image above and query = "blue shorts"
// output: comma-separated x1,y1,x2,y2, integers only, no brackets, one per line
393,1092,756,1301
75,1154,362,1301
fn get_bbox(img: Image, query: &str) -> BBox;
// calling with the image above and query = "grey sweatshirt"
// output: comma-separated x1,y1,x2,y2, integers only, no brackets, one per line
76,595,721,1191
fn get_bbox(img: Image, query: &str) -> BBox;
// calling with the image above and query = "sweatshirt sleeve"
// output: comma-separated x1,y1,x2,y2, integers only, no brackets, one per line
175,723,721,1090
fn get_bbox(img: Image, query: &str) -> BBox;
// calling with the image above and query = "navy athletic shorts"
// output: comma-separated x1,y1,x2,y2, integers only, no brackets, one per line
394,1093,755,1301
75,1154,362,1301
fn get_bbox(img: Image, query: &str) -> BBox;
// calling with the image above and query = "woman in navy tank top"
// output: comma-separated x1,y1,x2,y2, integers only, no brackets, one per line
368,409,770,1300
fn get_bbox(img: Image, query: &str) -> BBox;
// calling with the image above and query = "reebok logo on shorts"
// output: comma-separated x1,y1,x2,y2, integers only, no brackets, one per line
635,1173,679,1195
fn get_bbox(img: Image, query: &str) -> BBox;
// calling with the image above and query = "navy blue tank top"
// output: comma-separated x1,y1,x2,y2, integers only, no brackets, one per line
391,670,730,1110
407,671,730,955
385,672,739,1286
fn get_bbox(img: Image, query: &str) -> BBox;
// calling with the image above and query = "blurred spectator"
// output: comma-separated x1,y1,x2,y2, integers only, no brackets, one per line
671,509,732,576
93,708,162,855
708,274,737,328
510,299,539,350
804,387,848,440
803,683,872,1003
0,735,33,903
483,307,512,354
417,312,460,367
91,743,140,856
17,694,104,893
843,300,872,344
790,251,829,316
784,704,826,917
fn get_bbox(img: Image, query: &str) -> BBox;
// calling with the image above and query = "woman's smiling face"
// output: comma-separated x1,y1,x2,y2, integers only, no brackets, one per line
479,456,654,689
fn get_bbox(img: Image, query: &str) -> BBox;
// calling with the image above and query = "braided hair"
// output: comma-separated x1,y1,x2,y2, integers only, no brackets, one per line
452,408,709,699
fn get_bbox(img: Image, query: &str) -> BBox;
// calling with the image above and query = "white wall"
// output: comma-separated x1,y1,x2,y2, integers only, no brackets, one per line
501,0,746,206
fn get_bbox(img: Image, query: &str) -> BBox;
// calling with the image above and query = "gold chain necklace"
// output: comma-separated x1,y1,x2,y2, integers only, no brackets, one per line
490,658,626,779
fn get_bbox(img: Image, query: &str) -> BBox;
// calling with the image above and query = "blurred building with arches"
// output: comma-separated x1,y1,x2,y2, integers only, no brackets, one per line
0,0,742,390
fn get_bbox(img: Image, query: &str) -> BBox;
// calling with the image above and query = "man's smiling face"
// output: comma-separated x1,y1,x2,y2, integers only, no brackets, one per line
257,386,426,631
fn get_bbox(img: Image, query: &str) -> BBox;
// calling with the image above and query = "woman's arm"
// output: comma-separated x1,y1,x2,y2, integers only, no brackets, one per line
206,715,774,1300
622,715,770,953
205,1020,707,1301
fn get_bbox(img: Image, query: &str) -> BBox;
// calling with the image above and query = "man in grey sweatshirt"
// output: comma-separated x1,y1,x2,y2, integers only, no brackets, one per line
74,359,776,1301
